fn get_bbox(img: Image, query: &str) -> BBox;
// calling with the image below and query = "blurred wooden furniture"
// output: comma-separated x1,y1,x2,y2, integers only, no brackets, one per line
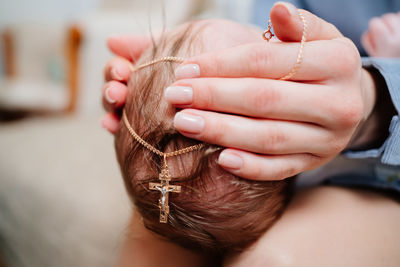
66,25,82,113
0,24,82,115
2,29,16,79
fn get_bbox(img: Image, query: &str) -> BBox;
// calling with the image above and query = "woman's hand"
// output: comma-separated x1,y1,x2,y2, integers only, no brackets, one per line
101,35,152,133
101,2,378,181
167,3,377,180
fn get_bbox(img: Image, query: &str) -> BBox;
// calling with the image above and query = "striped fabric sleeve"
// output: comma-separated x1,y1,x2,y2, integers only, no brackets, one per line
345,58,400,165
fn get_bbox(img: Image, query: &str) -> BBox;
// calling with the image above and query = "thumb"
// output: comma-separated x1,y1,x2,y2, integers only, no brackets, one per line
270,1,343,42
107,34,152,61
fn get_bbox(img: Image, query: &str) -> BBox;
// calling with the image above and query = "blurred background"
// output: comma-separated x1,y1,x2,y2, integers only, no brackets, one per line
2,0,397,266
0,0,252,266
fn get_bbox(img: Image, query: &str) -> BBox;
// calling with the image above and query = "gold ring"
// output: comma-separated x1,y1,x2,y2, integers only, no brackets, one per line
263,11,307,80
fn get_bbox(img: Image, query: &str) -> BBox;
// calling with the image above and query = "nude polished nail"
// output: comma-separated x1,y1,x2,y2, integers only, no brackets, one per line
218,152,243,170
174,64,200,79
174,112,204,134
164,86,193,104
105,87,117,104
111,67,124,80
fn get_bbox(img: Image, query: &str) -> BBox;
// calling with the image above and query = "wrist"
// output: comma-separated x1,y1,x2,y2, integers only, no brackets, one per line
346,67,395,151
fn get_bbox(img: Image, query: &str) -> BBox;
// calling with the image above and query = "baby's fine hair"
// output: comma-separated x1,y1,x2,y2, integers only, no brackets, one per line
115,21,294,255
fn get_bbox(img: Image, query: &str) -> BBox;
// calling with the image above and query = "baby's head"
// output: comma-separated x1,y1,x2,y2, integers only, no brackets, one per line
115,20,294,254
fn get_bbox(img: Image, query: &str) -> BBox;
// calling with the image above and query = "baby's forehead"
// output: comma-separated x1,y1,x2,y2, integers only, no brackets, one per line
173,19,264,54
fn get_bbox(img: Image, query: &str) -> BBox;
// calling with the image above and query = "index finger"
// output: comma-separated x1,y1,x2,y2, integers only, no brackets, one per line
175,39,356,81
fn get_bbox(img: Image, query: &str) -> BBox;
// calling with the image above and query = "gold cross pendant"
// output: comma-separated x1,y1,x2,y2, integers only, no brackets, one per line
149,156,181,223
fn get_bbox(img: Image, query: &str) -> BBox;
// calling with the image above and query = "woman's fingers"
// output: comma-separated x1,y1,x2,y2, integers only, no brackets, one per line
104,56,133,82
168,78,338,127
175,38,357,81
103,57,131,114
270,2,342,42
107,34,152,61
173,109,341,156
175,1,349,81
102,81,128,112
217,149,322,181
102,34,151,129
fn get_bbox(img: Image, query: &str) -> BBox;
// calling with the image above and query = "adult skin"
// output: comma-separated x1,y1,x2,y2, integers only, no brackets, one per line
102,2,390,181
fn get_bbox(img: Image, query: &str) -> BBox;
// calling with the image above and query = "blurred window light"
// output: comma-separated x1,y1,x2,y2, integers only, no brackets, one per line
0,0,100,25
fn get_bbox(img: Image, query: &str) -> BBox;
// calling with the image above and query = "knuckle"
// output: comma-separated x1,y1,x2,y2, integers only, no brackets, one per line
257,125,286,153
326,88,364,130
212,52,225,75
194,80,216,110
250,86,279,116
247,45,271,76
330,39,361,75
335,98,364,129
204,118,227,145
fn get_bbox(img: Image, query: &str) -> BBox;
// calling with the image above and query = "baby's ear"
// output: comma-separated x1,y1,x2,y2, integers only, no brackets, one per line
270,1,342,42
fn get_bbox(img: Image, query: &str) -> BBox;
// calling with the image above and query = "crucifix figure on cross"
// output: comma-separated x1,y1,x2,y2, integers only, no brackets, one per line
149,161,181,223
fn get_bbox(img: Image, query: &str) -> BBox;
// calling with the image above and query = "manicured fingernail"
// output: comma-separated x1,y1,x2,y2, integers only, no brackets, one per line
164,86,193,104
105,87,117,104
218,152,243,170
111,67,124,80
174,112,204,134
275,1,296,16
175,64,200,79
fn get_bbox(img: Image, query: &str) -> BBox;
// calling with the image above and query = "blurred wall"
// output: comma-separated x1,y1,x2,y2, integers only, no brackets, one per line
0,0,99,27
0,0,201,115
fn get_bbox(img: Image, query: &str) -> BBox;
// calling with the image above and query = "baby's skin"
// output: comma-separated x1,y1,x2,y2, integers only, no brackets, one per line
362,12,400,57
